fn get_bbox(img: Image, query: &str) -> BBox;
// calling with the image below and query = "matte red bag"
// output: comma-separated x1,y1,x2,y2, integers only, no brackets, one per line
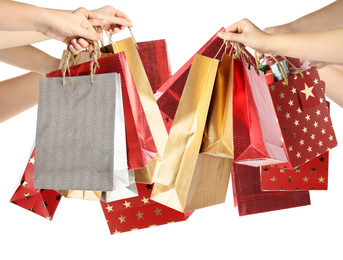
47,53,157,170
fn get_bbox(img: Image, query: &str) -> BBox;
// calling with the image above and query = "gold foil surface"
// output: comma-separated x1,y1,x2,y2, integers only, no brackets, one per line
151,54,227,212
201,54,234,157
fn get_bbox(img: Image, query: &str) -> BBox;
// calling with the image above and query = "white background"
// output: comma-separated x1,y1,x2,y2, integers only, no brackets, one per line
0,0,342,259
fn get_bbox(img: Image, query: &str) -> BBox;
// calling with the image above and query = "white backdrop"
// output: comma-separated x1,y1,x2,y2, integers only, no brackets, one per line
0,0,342,259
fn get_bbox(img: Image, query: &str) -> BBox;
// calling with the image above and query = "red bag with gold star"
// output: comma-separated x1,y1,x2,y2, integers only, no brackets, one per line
100,183,192,234
10,148,61,220
233,53,337,169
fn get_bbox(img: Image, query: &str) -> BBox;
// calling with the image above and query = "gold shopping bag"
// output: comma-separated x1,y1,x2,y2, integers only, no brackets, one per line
102,35,168,184
201,54,234,157
151,54,232,212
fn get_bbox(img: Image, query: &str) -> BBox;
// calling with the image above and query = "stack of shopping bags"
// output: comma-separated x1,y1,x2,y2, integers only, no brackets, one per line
10,27,337,234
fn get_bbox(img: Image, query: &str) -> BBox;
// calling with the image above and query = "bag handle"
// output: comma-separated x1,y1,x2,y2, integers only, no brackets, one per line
269,54,304,86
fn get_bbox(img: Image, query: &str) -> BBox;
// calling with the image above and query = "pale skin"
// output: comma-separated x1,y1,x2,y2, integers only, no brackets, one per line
218,0,343,107
0,2,132,123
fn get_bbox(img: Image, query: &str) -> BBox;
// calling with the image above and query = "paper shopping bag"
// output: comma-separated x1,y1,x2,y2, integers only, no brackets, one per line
10,148,61,220
136,39,172,93
260,152,329,190
201,53,234,157
35,73,127,191
233,57,289,167
155,28,227,120
231,163,311,216
151,54,233,212
102,35,168,184
101,183,192,234
240,57,337,168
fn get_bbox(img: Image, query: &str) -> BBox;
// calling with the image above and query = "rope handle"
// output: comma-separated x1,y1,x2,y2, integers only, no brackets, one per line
61,39,101,85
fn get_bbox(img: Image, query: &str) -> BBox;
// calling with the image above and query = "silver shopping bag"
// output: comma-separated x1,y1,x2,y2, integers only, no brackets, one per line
34,73,136,193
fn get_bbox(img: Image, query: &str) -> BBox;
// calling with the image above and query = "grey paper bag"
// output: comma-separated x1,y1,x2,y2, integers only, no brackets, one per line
34,73,124,191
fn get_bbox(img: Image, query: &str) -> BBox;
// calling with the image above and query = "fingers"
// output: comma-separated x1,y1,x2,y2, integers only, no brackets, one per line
88,18,106,27
218,31,245,44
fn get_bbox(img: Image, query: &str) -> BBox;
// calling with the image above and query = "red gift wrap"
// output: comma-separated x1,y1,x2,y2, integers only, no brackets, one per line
10,149,61,220
101,183,192,234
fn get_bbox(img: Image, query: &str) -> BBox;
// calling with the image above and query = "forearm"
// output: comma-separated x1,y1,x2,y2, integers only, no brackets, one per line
0,45,60,74
318,65,343,108
0,72,42,123
267,28,343,63
288,0,343,33
0,31,50,49
0,1,52,32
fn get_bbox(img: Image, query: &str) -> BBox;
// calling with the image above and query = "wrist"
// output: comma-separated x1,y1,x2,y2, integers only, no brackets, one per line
35,9,57,34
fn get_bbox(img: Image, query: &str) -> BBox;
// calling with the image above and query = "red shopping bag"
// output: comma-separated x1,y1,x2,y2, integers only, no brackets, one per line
10,148,61,220
137,39,172,94
47,53,157,170
260,151,329,190
156,28,227,120
234,54,337,169
101,183,192,234
231,163,311,216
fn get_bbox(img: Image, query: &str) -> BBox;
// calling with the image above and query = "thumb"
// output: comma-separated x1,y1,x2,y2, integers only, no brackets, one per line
218,31,245,44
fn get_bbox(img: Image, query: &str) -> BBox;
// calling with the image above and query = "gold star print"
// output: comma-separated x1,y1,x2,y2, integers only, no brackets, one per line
314,78,319,84
305,114,311,121
279,92,285,99
326,147,331,151
297,107,302,114
296,152,301,158
302,176,309,183
291,88,297,94
112,230,121,235
105,204,113,212
270,85,276,91
316,153,321,157
316,109,321,116
136,211,144,220
276,105,282,112
285,113,291,119
154,207,162,216
291,132,296,139
306,71,311,75
313,121,318,128
167,220,175,224
324,116,329,123
318,176,325,183
131,227,139,231
310,134,316,140
300,83,315,100
294,120,299,126
118,215,126,223
329,135,334,141
24,193,31,200
123,201,131,208
288,146,293,152
307,146,312,152
321,128,326,135
295,167,301,173
294,75,298,80
29,157,35,164
305,158,310,163
288,100,294,106
46,216,52,221
149,224,157,228
299,139,305,146
318,140,323,147
279,167,286,173
141,197,149,204
287,177,293,183
302,127,308,133
263,167,269,173
270,177,277,183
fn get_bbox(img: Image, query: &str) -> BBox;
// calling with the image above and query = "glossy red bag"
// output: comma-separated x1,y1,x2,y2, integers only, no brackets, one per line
47,53,157,170
155,28,227,120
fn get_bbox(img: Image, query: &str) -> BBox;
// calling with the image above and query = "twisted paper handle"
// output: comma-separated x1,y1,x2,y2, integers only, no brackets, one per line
61,39,101,85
